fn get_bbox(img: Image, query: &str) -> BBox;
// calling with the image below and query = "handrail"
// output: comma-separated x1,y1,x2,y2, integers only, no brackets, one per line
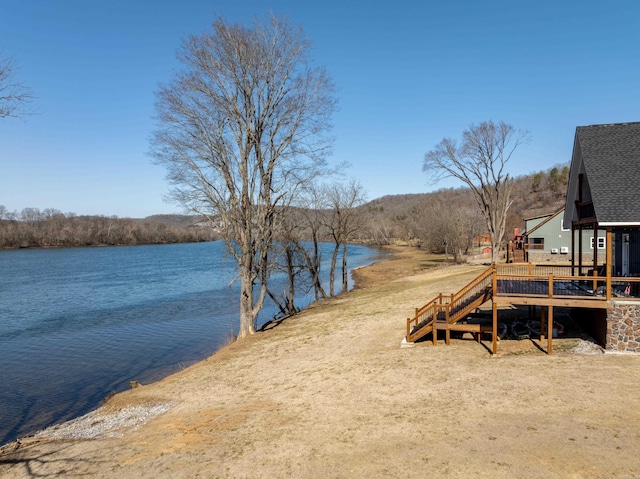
451,266,494,303
406,266,494,342
446,266,494,323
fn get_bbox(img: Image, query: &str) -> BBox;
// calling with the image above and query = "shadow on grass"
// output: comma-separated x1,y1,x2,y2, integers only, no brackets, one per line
0,440,110,478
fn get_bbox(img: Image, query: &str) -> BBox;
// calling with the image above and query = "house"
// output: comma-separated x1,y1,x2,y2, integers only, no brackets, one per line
563,121,640,351
520,207,606,263
407,121,640,355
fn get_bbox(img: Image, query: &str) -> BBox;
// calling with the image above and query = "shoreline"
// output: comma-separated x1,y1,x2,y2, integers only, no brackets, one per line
4,246,640,478
1,243,399,449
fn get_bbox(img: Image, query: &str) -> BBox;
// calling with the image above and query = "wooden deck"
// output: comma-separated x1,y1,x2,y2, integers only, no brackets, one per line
406,263,640,355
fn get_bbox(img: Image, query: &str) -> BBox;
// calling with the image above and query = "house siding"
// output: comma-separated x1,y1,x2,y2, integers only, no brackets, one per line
525,211,605,261
526,216,548,230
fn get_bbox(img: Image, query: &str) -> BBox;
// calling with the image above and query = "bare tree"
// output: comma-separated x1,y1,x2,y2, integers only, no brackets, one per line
151,15,336,338
423,121,530,263
0,56,33,119
262,207,311,319
288,184,329,301
323,180,366,295
418,197,481,261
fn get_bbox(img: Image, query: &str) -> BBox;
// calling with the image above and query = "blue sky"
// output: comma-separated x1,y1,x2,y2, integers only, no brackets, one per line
1,0,639,217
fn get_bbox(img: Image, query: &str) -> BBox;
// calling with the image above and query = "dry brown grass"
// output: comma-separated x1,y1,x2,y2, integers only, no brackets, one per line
2,246,640,479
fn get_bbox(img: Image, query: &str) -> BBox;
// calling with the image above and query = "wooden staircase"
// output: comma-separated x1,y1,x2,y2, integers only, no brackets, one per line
406,266,495,343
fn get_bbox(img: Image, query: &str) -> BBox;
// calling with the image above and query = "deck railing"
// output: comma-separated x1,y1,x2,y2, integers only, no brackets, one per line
406,294,448,342
496,263,574,277
496,274,605,301
496,263,640,300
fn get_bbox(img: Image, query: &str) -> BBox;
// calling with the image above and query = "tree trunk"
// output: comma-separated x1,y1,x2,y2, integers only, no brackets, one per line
329,244,339,296
311,233,325,300
238,270,256,339
285,247,296,313
341,242,348,293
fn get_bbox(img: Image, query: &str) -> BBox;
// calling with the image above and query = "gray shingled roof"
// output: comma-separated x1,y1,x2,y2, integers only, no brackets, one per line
576,122,640,223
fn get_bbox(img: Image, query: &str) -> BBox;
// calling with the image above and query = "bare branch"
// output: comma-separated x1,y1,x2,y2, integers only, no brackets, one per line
0,56,34,119
423,120,530,263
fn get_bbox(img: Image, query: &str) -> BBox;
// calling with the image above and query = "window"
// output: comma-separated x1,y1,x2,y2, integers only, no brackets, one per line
531,238,544,250
590,237,606,249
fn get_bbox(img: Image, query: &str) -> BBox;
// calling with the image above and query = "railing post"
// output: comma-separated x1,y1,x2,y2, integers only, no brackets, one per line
432,307,438,346
492,266,498,297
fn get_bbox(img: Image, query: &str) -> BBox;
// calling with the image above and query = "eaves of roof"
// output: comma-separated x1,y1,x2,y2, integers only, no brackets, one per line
576,122,640,224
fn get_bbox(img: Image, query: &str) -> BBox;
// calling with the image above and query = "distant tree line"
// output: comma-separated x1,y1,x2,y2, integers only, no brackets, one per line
0,207,217,248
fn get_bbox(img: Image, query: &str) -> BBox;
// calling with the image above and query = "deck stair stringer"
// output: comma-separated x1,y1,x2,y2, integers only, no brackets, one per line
406,266,495,344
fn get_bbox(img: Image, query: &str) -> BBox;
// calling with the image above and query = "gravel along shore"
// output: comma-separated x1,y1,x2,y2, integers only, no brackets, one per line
33,403,173,440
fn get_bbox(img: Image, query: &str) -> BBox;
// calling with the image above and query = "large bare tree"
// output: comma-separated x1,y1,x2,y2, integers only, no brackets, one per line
151,15,336,338
423,121,529,263
0,56,33,119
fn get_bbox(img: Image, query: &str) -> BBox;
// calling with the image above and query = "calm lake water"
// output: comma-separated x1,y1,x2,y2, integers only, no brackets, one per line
0,241,384,445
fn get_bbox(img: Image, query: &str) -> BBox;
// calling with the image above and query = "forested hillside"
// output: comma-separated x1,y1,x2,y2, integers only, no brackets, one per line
356,164,569,255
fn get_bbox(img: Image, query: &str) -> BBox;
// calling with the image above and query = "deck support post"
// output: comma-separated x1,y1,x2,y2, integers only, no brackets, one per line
593,227,599,275
547,305,554,355
606,228,612,300
571,227,576,276
578,224,584,276
492,301,498,355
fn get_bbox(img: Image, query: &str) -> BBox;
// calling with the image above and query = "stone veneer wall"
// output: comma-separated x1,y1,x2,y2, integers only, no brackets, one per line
527,252,598,263
606,301,640,352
